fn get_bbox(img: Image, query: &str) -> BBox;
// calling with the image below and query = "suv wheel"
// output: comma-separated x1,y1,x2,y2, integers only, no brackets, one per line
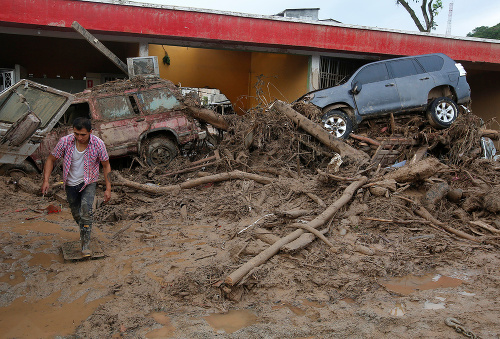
142,137,178,167
321,110,353,139
427,97,458,128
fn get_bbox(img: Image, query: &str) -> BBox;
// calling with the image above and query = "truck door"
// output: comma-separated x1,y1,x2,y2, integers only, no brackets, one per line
0,80,73,164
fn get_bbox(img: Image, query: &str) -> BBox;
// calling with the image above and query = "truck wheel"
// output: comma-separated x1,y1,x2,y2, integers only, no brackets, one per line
427,97,458,129
142,137,178,167
321,110,353,139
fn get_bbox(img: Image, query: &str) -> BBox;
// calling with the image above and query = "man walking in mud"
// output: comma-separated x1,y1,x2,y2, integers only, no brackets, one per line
41,117,111,257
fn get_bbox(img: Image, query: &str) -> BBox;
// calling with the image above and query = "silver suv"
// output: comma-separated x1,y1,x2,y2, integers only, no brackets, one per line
298,53,471,138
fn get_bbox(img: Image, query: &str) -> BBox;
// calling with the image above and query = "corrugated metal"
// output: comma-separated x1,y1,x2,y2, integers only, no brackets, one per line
0,0,499,64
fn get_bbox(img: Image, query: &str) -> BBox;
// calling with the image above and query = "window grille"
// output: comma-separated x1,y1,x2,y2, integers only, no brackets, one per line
319,57,366,89
0,71,14,92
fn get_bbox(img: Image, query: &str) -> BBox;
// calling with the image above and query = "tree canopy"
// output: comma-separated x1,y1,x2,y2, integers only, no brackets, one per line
467,23,500,40
396,0,443,32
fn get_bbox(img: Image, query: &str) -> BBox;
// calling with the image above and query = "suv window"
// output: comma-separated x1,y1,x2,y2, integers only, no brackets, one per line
138,88,180,114
97,96,136,120
389,59,421,78
416,55,444,72
353,63,390,85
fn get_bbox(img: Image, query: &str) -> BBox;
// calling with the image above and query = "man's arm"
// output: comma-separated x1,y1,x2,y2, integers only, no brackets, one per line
101,159,111,202
41,154,57,195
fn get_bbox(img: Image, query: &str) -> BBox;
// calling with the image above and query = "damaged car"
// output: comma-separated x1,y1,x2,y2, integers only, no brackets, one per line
30,78,213,170
0,80,74,175
297,53,471,138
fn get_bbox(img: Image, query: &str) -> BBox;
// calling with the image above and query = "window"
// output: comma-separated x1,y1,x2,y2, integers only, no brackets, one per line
354,63,390,85
416,55,444,72
388,59,419,78
137,88,180,114
319,57,366,89
59,102,91,127
96,96,135,120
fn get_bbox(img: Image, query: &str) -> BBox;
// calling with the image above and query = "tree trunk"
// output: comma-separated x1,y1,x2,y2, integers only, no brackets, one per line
271,100,369,163
225,176,368,286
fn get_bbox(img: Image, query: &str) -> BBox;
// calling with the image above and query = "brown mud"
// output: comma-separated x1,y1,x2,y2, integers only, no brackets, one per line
1,101,499,338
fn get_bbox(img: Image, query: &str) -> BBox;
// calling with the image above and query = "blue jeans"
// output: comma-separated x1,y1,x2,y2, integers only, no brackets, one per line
65,182,96,229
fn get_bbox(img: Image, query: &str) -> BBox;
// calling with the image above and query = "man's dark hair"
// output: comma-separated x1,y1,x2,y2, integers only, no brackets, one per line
73,117,92,132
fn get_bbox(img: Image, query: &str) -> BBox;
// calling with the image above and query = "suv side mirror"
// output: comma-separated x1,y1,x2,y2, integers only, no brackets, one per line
351,82,361,95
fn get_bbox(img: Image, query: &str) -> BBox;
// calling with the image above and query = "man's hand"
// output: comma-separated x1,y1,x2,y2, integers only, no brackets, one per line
104,189,111,203
41,181,50,195
42,154,57,195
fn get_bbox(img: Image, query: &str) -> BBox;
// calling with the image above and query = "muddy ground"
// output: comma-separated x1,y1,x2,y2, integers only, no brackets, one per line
1,105,499,338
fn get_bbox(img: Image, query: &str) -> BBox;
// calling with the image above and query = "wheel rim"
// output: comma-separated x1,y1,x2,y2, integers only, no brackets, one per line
323,116,347,138
435,102,455,123
150,146,173,166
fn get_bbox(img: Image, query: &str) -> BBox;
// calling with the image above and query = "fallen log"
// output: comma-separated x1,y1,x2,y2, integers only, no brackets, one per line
182,105,229,131
110,170,273,194
270,100,369,163
381,157,447,183
225,176,368,286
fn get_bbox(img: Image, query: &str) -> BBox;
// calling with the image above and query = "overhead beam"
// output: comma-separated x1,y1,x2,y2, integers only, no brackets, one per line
71,21,128,76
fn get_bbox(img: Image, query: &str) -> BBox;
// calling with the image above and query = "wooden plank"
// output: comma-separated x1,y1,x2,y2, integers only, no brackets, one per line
71,21,128,76
61,238,105,261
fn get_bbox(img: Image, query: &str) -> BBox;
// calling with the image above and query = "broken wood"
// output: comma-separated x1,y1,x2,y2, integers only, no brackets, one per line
71,21,128,75
362,216,431,225
479,129,499,140
270,100,369,163
182,106,229,130
275,209,311,219
282,228,328,252
349,133,381,146
287,223,338,252
111,170,273,194
414,206,480,243
225,176,368,286
469,220,500,234
381,157,447,183
254,228,281,245
305,192,326,208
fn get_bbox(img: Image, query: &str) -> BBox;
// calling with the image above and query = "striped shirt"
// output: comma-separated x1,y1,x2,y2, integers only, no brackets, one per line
51,133,109,191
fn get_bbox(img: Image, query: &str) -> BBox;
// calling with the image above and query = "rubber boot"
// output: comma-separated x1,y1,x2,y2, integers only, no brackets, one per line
80,224,92,257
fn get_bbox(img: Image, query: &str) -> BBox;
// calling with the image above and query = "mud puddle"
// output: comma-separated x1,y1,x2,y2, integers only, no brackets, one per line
203,309,258,334
380,273,463,295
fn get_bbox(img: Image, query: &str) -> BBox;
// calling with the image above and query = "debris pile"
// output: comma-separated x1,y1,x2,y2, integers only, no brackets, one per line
3,96,499,337
105,99,499,297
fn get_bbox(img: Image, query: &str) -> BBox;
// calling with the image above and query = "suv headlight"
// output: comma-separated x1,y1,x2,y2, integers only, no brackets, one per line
455,63,467,76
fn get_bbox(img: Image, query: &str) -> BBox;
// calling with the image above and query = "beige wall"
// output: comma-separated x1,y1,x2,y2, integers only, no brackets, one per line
149,45,309,113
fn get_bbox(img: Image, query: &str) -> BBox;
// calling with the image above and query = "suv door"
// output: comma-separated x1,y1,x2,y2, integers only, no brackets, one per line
0,80,73,164
91,93,149,157
352,62,401,116
387,58,435,111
